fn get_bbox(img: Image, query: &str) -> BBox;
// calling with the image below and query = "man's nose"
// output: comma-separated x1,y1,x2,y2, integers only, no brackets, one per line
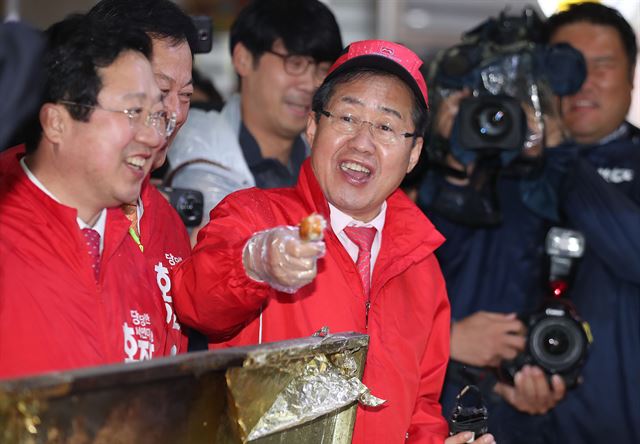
135,120,164,148
164,93,185,125
349,122,377,152
296,65,317,93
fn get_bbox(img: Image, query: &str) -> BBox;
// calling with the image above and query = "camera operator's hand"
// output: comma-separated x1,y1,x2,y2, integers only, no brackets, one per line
445,431,495,444
450,311,526,367
435,89,476,186
541,112,568,149
521,102,567,155
493,365,566,414
242,226,326,294
435,89,471,139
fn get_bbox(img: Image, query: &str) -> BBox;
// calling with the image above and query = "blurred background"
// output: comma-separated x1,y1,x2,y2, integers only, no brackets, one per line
4,0,639,125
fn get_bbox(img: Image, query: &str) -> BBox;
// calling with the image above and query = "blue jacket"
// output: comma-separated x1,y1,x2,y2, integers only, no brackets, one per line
419,171,552,444
549,124,640,443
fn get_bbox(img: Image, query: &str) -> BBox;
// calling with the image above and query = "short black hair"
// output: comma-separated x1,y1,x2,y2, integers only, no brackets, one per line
88,0,197,54
311,68,429,146
230,0,342,63
545,2,637,76
25,14,152,153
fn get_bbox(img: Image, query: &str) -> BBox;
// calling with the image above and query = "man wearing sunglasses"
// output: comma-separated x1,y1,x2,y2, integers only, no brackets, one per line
168,0,343,245
0,14,180,378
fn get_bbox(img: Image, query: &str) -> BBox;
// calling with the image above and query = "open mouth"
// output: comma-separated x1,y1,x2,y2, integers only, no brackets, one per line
340,161,372,183
126,155,147,171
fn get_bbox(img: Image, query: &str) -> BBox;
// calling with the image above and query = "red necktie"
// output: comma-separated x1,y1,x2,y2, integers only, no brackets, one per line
343,226,377,298
82,228,101,281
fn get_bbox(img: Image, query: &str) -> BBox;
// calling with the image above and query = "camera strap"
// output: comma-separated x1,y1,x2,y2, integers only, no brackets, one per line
447,359,498,401
164,157,231,188
122,202,144,253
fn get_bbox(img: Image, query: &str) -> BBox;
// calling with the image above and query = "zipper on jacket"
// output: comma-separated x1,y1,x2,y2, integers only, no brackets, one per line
365,300,370,329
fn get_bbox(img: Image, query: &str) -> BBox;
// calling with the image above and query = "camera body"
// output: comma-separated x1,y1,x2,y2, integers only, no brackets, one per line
457,95,526,151
190,16,213,54
432,7,586,154
160,186,204,228
499,227,592,388
499,298,591,388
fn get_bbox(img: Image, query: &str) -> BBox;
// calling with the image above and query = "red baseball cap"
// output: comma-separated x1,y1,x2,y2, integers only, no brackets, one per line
325,40,429,110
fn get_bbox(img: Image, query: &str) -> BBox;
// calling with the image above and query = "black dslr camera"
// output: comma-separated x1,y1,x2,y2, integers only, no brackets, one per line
432,6,586,153
160,186,204,228
499,228,592,388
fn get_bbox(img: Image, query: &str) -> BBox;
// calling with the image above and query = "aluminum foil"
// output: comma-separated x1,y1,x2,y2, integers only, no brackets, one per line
247,353,384,441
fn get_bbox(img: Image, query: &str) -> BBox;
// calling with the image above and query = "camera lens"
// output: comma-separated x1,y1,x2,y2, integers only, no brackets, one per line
542,328,570,356
529,316,586,373
473,103,512,139
176,192,201,224
458,95,525,150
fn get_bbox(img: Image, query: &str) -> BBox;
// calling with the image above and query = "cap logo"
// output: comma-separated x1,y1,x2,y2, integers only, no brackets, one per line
380,46,395,57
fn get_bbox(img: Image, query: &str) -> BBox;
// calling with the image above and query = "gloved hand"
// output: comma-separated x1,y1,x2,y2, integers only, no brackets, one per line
242,226,326,293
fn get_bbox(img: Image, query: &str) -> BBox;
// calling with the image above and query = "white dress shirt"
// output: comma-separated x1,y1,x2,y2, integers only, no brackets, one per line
328,201,387,282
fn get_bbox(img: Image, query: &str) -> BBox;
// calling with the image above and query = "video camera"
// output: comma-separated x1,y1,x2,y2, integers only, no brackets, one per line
499,227,592,389
431,7,586,155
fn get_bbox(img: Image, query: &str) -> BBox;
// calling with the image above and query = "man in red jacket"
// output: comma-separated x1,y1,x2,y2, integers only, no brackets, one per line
0,14,177,378
173,40,494,444
87,0,198,355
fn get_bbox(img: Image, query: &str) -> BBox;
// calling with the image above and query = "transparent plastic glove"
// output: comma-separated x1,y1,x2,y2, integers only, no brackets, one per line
243,226,326,293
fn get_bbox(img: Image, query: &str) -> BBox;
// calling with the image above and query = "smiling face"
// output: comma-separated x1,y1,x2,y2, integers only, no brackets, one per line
550,22,634,144
235,39,331,142
150,38,193,168
307,74,423,222
55,50,164,218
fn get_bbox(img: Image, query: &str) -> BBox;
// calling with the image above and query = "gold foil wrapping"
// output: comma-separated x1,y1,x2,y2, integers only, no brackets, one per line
0,332,373,444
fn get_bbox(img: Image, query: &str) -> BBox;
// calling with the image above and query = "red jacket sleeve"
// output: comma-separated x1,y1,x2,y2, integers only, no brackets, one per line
407,256,451,443
171,194,275,341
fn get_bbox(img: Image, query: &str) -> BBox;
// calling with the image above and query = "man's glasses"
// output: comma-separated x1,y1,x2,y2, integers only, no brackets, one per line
265,50,330,80
319,109,417,146
58,100,177,138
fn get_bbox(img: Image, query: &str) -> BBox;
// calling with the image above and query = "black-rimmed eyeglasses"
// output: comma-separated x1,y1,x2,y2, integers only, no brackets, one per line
265,50,330,80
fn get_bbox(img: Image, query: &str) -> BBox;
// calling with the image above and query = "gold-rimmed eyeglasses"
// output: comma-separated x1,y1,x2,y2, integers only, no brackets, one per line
58,100,177,138
319,109,417,146
265,50,329,80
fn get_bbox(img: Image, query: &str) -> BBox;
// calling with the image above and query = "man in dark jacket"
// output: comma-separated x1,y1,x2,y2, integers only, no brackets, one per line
0,22,43,152
544,3,640,442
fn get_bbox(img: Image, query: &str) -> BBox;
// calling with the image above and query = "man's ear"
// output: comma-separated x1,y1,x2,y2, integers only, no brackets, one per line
406,137,424,174
40,103,67,145
231,42,254,77
305,112,318,147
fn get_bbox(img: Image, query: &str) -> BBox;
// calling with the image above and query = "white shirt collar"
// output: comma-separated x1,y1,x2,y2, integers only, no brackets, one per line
328,201,387,234
597,123,629,145
329,201,387,274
